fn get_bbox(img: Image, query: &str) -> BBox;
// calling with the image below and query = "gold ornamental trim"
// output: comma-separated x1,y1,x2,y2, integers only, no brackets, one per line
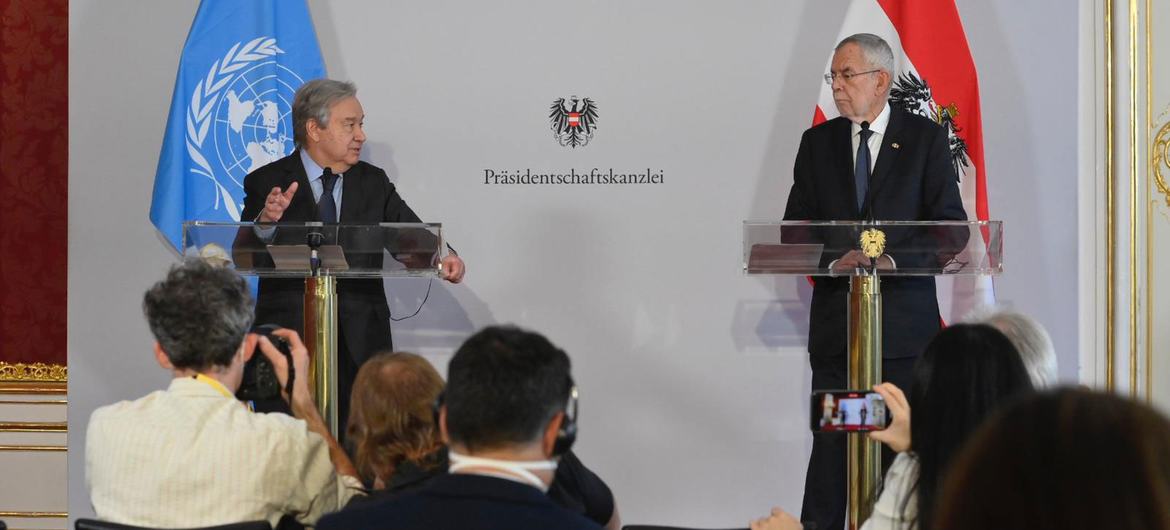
0,445,66,452
0,422,66,433
1106,0,1116,391
0,362,67,383
1152,120,1170,207
0,511,68,518
0,382,66,395
0,399,66,405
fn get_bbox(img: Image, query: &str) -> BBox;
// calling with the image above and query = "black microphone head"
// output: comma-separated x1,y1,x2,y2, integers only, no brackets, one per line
306,231,324,249
860,121,870,131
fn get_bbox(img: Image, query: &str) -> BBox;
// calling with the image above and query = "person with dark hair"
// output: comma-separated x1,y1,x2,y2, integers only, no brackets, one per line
935,388,1170,530
85,260,360,528
751,324,1034,530
319,326,603,530
343,351,620,528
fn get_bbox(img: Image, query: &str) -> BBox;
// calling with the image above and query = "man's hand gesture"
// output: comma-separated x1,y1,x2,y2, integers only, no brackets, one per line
258,182,298,222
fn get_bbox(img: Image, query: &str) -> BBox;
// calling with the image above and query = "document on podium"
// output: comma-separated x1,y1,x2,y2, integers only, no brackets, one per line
746,243,824,274
267,244,350,271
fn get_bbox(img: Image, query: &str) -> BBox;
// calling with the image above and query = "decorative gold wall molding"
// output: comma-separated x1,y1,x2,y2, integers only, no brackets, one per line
0,382,66,395
0,362,67,383
1107,0,1116,391
0,511,67,518
0,445,66,452
1155,120,1170,206
0,422,66,433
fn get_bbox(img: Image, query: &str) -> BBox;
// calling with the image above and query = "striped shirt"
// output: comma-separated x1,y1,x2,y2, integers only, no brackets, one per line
86,377,359,528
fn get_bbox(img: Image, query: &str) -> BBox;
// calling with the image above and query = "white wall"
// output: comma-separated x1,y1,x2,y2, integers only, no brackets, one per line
68,1,1082,526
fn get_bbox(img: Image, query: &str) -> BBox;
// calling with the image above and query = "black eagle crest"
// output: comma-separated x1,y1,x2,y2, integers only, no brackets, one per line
889,72,971,180
549,96,598,148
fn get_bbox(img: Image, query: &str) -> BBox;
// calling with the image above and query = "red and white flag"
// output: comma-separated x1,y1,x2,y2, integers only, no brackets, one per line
815,0,995,322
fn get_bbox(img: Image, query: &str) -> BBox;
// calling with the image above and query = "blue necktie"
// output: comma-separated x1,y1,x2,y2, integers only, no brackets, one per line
319,168,338,223
855,127,873,213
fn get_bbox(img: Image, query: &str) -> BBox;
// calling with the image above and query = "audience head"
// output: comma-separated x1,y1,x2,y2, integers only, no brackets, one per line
963,305,1058,388
908,323,1035,530
444,325,574,455
936,388,1170,530
347,351,446,485
142,259,254,373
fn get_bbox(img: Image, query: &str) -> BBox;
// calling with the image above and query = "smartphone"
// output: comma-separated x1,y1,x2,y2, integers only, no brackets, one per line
810,390,888,432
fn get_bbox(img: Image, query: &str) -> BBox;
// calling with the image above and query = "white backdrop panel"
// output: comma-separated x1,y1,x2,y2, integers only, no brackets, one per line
69,1,1080,526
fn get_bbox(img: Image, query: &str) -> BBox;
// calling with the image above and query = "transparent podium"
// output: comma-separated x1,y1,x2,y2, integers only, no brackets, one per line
182,221,444,436
743,220,1002,529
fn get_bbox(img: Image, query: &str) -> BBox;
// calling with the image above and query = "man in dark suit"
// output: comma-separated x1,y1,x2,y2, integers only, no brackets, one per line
783,34,966,530
238,79,465,423
317,325,601,530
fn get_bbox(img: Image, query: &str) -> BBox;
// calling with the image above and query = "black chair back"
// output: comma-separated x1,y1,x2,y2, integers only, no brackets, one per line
75,519,271,530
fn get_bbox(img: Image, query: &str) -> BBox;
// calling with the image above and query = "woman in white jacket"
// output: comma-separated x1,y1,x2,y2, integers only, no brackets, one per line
753,324,1035,530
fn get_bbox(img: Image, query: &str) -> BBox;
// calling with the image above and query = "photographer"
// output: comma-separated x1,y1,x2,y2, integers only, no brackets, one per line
85,260,360,529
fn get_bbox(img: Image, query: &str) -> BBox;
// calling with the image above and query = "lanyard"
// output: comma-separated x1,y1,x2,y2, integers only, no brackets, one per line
193,373,233,398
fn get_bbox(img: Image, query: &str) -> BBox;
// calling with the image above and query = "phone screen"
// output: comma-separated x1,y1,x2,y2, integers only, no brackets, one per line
810,390,888,432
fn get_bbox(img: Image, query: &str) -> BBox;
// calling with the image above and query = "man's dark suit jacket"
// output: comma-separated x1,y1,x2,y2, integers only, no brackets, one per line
783,109,967,361
239,151,425,365
317,474,603,530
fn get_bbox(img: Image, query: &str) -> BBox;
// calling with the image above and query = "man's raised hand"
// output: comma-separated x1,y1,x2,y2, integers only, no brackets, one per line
259,181,298,222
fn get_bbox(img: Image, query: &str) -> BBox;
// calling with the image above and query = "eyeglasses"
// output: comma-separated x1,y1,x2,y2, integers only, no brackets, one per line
824,69,881,85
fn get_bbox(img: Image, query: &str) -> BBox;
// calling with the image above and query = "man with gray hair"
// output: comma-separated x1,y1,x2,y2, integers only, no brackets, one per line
782,33,966,529
239,78,466,423
86,259,361,527
963,306,1058,387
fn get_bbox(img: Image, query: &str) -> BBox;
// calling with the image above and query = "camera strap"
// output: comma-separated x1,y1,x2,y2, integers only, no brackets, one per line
193,373,233,398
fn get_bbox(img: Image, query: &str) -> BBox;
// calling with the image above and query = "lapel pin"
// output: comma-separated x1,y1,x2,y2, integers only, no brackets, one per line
891,143,900,149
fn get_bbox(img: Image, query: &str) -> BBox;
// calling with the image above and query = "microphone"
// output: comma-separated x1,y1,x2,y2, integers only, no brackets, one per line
307,231,324,276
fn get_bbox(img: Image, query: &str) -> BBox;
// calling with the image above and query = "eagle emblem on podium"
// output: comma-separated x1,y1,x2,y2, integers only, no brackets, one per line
860,228,886,259
549,96,598,148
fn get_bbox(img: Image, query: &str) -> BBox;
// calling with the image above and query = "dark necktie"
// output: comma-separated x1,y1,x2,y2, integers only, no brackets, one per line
855,126,873,213
319,168,338,223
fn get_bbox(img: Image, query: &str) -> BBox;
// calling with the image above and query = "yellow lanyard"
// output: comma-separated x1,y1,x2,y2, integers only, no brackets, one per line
193,373,233,398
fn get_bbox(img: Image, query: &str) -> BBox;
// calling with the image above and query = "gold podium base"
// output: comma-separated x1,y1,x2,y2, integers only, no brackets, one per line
304,276,339,436
847,274,883,529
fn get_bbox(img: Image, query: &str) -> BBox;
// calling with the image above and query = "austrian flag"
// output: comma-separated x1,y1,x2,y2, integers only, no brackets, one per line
815,0,994,321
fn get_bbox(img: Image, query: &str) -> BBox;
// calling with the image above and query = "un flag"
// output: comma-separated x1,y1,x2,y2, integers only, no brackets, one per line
150,0,326,251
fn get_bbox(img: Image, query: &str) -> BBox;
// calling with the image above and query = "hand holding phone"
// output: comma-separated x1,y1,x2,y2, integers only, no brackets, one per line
810,390,890,432
868,383,911,452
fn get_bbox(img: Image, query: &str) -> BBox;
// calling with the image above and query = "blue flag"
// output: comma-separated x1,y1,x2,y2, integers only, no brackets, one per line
150,0,326,251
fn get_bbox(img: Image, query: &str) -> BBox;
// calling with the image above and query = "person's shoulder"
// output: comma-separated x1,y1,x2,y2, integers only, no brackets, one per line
543,506,605,530
245,152,300,182
319,490,422,530
317,499,388,530
350,160,393,185
801,115,849,141
88,390,166,425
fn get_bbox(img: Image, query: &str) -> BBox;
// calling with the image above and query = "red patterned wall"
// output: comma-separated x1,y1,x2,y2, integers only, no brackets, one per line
0,0,68,367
